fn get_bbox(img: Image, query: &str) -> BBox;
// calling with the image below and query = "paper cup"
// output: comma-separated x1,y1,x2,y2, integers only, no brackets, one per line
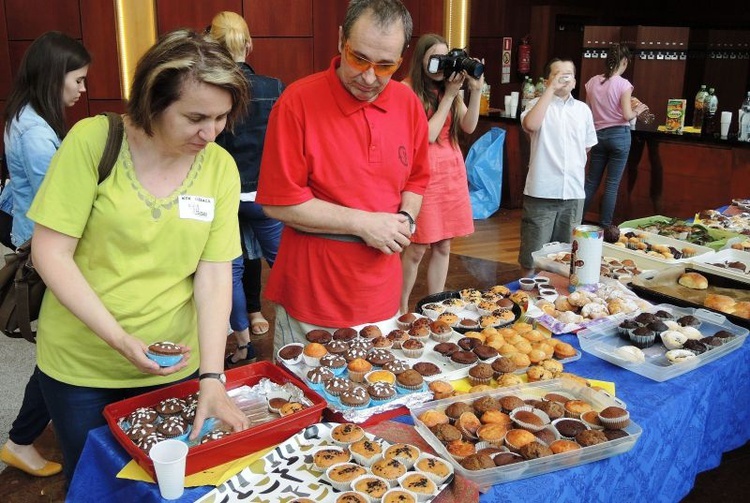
149,439,188,500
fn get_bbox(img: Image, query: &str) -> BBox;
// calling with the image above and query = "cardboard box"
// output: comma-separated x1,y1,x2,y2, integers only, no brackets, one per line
103,361,326,479
665,98,687,132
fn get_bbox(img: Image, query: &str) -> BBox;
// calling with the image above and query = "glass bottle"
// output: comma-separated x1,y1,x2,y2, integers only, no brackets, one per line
702,88,719,137
535,77,546,97
692,84,707,130
521,77,535,110
739,91,750,142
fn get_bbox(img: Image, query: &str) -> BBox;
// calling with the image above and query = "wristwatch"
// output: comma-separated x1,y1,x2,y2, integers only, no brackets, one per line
398,210,416,234
199,372,227,385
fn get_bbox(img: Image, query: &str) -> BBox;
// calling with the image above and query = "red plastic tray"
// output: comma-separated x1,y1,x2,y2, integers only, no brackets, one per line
103,361,326,479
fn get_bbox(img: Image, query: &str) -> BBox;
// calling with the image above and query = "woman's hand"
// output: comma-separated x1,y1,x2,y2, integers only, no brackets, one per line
465,59,485,92
633,102,649,116
190,379,250,441
113,334,191,375
444,71,465,99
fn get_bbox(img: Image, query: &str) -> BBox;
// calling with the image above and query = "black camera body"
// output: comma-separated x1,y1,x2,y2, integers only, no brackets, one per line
427,49,484,79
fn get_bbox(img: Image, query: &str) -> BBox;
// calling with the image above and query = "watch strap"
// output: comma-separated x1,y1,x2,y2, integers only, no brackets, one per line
397,210,415,227
199,372,225,383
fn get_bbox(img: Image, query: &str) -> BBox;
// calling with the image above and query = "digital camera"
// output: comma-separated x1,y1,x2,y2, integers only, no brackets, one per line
427,49,484,79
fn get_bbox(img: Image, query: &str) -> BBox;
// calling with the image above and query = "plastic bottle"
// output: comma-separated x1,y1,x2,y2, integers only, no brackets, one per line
535,77,546,98
702,88,718,137
692,84,707,130
739,91,750,142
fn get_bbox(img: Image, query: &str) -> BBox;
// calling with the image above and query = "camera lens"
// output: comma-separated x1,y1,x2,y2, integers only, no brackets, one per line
461,58,484,79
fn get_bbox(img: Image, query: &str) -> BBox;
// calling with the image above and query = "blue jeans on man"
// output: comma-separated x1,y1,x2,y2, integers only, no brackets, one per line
583,125,631,227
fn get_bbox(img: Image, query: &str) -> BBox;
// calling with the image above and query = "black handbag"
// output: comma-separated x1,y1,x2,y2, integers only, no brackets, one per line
0,112,123,342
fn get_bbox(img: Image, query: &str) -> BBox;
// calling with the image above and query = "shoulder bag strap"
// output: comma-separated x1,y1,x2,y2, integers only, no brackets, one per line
97,112,124,184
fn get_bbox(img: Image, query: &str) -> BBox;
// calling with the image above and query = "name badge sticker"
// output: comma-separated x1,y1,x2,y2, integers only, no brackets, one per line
178,195,215,222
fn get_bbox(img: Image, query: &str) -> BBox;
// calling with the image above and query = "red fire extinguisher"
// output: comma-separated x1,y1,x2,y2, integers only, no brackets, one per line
518,35,531,75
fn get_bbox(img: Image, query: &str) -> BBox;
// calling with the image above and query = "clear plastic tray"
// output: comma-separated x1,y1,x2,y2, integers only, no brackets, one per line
602,228,715,270
532,241,655,277
409,379,641,491
619,215,738,251
578,304,748,382
692,248,750,284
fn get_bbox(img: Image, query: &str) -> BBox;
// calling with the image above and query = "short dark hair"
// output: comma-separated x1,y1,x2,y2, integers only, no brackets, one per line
4,31,91,138
127,29,248,136
342,0,413,53
544,58,576,79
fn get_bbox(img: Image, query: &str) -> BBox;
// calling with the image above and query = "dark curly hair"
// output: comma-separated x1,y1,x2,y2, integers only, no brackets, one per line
603,43,632,81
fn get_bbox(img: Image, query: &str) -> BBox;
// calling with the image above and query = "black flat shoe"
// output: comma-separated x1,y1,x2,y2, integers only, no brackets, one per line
224,344,257,368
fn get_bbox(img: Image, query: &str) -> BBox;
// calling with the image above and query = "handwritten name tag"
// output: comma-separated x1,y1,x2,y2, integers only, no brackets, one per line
178,195,214,222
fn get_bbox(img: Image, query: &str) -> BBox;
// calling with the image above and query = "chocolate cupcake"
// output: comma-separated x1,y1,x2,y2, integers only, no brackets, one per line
367,381,397,402
713,330,735,341
468,363,494,387
359,324,383,339
701,336,724,349
653,310,674,321
367,348,396,367
634,312,657,325
629,326,656,349
473,344,499,361
383,359,410,375
306,329,332,344
552,418,589,439
333,327,358,342
683,339,708,355
413,361,441,377
603,429,630,441
493,452,524,466
396,369,425,391
457,337,482,351
491,357,517,375
434,342,460,359
450,350,479,366
325,340,350,355
647,320,669,336
386,329,410,349
340,385,370,409
618,319,639,339
319,353,347,372
676,315,701,329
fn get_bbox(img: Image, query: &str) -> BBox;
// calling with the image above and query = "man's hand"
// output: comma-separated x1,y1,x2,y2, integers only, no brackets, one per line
358,212,412,254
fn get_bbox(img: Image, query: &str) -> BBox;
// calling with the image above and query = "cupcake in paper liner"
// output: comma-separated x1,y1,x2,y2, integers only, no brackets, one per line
441,297,467,314
509,407,550,432
276,342,305,366
629,326,656,349
302,342,328,367
382,488,419,503
350,474,390,501
347,358,373,383
436,312,460,328
394,369,424,393
306,366,334,392
413,453,454,486
397,473,438,502
325,462,368,492
421,302,445,319
384,443,421,470
598,406,631,430
400,339,425,359
349,438,383,467
311,446,352,472
367,381,397,404
396,312,418,330
339,385,371,410
370,456,407,488
428,320,454,343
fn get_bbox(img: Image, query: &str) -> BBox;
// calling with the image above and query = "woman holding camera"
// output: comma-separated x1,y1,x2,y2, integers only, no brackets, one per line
400,33,483,314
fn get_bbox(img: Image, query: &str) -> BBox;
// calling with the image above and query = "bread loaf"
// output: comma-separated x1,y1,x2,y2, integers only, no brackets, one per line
703,293,735,313
678,272,708,290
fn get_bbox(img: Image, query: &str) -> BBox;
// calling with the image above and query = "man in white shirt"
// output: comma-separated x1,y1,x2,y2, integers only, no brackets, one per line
518,58,597,273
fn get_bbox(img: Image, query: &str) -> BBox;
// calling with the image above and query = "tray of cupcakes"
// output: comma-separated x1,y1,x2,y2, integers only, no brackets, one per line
196,422,452,503
410,378,641,490
577,303,748,382
103,361,326,479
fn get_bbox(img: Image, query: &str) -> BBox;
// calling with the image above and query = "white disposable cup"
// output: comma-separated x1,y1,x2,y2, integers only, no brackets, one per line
720,111,732,138
149,439,189,500
510,91,519,107
569,225,604,287
720,121,730,138
509,104,518,117
504,95,512,115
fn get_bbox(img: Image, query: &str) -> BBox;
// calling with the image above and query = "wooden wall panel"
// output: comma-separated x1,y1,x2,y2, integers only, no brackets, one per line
5,0,81,40
249,38,314,86
311,0,348,73
80,0,120,100
416,0,443,37
88,99,127,116
632,58,686,127
0,0,11,99
156,0,241,33
244,0,312,37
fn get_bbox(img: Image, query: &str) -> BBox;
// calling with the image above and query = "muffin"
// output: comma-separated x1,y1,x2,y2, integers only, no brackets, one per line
155,416,188,439
491,357,517,376
146,341,183,367
396,369,424,391
325,340,350,355
371,336,394,350
396,313,417,329
344,347,370,363
408,325,431,341
384,443,421,469
401,338,425,359
504,428,537,452
155,398,184,418
418,409,450,428
371,457,407,483
493,452,524,466
445,401,473,422
412,361,441,377
313,447,351,471
458,318,481,331
467,362,494,387
279,402,305,416
331,423,365,446
306,329,332,344
319,353,347,373
368,348,396,367
306,366,334,389
549,439,582,454
473,344,499,361
480,410,512,427
460,453,495,470
303,342,328,366
126,423,157,443
472,395,501,414
333,327,358,342
414,456,452,484
324,376,352,397
553,342,577,359
200,429,230,444
519,441,553,460
537,400,565,420
277,343,305,364
433,342,460,359
351,475,389,500
552,418,589,440
126,407,159,427
598,406,630,429
326,462,367,491
340,385,370,409
137,432,165,453
618,319,639,339
450,350,479,366
429,320,454,342
349,338,374,351
335,492,369,503
386,329,410,349
476,423,508,446
368,381,397,403
349,438,383,466
359,324,383,339
456,411,482,439
499,395,525,413
430,423,463,444
575,428,608,447
436,312,459,328
445,439,476,460
366,369,397,385
398,473,437,498
428,380,454,400
457,337,482,351
347,358,373,382
580,410,604,430
603,429,630,441
383,359,411,375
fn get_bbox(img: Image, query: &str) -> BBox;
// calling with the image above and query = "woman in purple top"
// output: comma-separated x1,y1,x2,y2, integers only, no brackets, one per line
583,43,648,227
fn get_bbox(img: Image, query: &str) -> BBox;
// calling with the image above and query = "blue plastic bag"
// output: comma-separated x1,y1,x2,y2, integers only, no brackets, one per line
466,127,505,219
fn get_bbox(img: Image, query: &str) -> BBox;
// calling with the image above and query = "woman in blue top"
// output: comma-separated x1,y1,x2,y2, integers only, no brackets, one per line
0,31,89,477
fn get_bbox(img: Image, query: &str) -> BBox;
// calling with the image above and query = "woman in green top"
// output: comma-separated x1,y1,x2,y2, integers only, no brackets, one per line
27,30,250,481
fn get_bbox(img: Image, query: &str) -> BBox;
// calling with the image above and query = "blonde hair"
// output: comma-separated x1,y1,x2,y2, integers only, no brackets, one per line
210,11,250,62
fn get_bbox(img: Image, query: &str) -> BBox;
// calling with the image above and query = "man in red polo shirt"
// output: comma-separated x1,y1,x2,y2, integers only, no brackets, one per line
257,0,430,350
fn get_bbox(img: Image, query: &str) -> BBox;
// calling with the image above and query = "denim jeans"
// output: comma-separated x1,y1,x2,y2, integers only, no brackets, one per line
229,200,283,331
584,126,631,227
38,369,196,482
